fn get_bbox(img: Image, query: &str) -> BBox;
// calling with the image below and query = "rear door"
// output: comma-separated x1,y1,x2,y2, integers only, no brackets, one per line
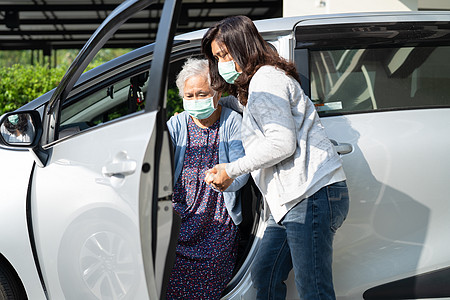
29,0,181,299
295,13,450,299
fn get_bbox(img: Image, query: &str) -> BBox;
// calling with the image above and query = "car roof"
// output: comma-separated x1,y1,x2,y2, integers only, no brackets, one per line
175,10,450,42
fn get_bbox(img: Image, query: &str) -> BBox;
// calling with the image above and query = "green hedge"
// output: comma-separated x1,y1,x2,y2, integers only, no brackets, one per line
166,87,183,116
0,64,66,114
0,63,183,116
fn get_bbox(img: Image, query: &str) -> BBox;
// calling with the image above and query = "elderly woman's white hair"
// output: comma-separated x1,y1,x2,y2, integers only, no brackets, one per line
176,57,212,97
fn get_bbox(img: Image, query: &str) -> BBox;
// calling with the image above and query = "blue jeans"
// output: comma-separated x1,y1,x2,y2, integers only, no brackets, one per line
251,181,349,300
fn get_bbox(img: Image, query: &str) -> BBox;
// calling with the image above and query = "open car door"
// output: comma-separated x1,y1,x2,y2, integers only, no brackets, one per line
21,0,182,299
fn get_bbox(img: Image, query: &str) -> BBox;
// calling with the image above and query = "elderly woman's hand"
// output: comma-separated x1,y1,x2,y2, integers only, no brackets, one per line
205,163,234,192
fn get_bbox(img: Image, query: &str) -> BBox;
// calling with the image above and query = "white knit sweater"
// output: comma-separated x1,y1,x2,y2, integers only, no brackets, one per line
225,65,346,222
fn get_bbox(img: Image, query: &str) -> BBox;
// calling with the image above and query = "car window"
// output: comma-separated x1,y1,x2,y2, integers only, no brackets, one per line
294,21,450,116
59,71,149,139
308,46,450,115
57,47,200,140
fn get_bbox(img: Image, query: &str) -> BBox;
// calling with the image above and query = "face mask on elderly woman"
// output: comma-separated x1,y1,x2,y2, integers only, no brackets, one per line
183,95,217,120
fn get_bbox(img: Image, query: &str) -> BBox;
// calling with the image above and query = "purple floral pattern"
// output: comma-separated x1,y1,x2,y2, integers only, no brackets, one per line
167,117,238,299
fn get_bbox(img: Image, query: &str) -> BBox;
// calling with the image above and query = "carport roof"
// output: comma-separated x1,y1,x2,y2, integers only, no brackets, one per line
0,0,282,51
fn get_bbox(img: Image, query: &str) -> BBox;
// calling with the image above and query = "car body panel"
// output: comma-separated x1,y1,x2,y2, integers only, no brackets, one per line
323,109,450,299
290,13,450,299
0,149,46,299
31,112,156,299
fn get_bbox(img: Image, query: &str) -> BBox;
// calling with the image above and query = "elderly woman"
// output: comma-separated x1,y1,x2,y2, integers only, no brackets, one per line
166,57,249,299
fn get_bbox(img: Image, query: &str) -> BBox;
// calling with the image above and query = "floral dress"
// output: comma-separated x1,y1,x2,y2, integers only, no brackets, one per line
166,117,239,299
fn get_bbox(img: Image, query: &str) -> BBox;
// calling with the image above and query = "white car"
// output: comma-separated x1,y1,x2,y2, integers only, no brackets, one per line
0,0,449,299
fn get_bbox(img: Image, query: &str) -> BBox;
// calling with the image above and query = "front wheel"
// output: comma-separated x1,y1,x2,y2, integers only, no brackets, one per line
57,210,141,300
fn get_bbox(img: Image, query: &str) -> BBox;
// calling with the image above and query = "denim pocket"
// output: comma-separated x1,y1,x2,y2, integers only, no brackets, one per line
327,181,350,232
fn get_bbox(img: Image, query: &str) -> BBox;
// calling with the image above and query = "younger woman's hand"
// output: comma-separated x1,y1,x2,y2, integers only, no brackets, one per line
205,163,234,192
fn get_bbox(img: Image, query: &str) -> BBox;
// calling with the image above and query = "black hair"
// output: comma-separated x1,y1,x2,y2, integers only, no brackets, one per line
4,114,28,134
201,15,300,105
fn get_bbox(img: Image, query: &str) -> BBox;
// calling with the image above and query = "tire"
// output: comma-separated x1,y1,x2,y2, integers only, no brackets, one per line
57,210,141,300
0,262,27,300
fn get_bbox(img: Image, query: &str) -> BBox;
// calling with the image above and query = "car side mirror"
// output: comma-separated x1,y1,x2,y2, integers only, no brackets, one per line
0,111,41,147
0,110,48,167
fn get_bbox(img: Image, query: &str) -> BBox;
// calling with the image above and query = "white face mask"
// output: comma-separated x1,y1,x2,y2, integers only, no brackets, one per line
218,60,241,84
183,96,216,119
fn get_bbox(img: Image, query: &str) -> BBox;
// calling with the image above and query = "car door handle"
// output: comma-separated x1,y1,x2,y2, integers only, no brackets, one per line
102,159,137,177
330,140,353,155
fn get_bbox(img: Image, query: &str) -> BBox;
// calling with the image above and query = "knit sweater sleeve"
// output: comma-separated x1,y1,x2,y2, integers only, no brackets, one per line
226,66,299,178
220,109,249,192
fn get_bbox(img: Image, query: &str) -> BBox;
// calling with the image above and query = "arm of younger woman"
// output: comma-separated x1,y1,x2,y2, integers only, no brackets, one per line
225,68,299,179
221,113,249,192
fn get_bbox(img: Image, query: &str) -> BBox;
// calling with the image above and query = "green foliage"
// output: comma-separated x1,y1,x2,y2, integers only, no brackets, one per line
0,49,184,116
0,48,132,114
0,64,66,114
0,50,34,67
91,49,133,67
167,88,183,117
0,48,133,69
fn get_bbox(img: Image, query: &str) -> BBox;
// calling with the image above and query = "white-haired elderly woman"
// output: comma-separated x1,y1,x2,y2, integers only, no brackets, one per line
166,57,249,299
